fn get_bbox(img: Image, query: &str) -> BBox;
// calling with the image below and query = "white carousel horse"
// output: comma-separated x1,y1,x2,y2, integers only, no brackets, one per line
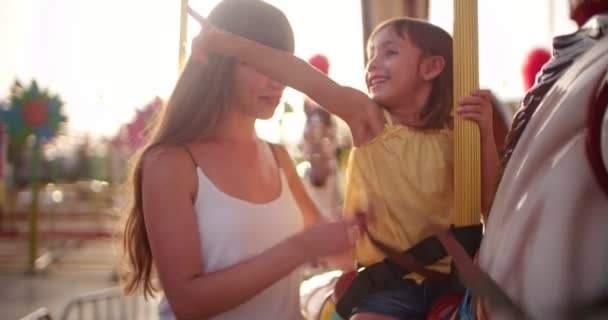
476,13,608,319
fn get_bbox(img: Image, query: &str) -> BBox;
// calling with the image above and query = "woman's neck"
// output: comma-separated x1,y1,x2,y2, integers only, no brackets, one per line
207,111,258,143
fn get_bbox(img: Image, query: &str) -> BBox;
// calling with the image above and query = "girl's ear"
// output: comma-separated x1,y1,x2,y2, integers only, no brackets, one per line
420,55,446,81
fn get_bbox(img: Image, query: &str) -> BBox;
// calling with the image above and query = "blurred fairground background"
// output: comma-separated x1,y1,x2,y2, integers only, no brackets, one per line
0,0,576,319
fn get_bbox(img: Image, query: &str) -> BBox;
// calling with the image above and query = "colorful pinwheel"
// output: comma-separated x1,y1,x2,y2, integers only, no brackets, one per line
1,80,66,146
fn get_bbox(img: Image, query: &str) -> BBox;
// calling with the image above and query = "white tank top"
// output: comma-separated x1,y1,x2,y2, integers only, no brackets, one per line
159,162,304,320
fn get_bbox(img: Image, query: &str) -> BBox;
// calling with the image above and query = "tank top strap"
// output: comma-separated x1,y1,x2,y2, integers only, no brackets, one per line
266,142,282,168
182,144,199,168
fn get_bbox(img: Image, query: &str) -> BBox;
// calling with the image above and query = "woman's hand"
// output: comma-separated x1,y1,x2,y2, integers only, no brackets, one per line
290,220,360,263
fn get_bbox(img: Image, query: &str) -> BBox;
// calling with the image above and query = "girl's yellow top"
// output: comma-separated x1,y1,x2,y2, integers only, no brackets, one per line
343,111,454,282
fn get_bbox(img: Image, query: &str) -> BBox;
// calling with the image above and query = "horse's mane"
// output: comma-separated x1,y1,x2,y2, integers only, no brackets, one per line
496,18,608,191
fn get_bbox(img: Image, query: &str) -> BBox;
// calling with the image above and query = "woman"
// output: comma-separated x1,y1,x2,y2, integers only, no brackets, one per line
120,1,357,319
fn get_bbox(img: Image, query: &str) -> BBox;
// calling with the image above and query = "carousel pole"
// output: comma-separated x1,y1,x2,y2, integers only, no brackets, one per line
27,138,41,273
453,0,482,227
178,0,189,73
2,80,66,274
0,124,6,231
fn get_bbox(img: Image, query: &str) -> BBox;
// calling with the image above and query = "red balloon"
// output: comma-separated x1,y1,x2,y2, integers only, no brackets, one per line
522,48,551,91
308,54,330,75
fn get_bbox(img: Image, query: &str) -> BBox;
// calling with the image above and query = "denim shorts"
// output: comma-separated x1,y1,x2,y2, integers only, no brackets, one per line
351,278,446,320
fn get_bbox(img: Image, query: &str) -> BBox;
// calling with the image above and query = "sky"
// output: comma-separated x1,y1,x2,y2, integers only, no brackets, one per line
0,0,577,145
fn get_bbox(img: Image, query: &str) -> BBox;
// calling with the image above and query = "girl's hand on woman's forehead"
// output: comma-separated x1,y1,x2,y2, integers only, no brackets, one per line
457,89,495,141
188,6,217,65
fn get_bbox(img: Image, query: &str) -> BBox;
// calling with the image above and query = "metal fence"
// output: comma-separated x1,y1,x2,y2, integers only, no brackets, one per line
59,287,159,320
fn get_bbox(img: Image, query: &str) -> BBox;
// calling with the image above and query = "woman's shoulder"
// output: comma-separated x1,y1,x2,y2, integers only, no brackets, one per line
141,144,198,183
143,144,191,167
140,144,199,197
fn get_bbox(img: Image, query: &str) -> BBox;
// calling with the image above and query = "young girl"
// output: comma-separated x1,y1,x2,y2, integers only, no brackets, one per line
190,10,499,320
120,1,359,319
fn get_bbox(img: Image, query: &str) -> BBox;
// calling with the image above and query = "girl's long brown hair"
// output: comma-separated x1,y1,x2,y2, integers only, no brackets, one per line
119,0,294,298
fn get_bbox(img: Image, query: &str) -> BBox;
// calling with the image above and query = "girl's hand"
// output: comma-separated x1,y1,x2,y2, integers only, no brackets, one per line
457,89,495,142
188,6,218,65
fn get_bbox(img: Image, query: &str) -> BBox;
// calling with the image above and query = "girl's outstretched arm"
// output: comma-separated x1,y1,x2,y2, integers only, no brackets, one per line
188,7,383,145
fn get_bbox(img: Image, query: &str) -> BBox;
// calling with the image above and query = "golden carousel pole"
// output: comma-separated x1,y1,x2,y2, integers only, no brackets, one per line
453,0,482,227
449,2,524,316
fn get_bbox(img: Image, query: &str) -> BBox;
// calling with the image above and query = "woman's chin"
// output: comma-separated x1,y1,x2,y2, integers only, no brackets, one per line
256,111,276,120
